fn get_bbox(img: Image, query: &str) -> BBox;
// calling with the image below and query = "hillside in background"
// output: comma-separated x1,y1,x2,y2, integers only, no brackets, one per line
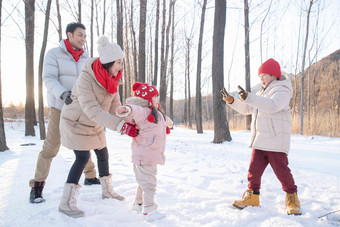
291,49,340,137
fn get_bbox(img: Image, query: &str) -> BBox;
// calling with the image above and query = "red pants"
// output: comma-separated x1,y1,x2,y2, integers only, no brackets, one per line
247,149,297,194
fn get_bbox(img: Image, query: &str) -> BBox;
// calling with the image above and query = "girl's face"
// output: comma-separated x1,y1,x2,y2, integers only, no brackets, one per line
259,74,276,88
109,59,123,76
152,95,160,108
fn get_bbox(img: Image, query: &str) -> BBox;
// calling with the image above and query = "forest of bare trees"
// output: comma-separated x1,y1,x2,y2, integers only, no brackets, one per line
0,0,339,151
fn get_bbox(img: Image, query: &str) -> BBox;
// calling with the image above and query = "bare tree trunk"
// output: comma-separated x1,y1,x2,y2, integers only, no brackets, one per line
186,38,192,128
90,0,94,57
124,0,132,97
244,0,251,130
153,0,160,86
117,0,123,102
95,0,100,36
160,0,173,112
0,0,9,151
159,0,166,109
138,0,147,82
78,0,81,22
212,0,231,143
25,0,36,136
130,0,138,82
38,0,52,140
169,1,175,121
56,0,62,41
300,0,314,135
195,0,207,134
102,0,106,34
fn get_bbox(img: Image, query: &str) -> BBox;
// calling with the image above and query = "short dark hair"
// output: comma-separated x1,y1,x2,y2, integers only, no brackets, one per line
65,22,86,36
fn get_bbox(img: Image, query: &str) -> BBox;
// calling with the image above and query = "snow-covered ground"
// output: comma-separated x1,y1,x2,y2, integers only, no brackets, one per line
0,120,339,226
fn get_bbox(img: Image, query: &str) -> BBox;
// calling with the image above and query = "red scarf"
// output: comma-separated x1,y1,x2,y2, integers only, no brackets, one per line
92,58,122,94
64,39,84,62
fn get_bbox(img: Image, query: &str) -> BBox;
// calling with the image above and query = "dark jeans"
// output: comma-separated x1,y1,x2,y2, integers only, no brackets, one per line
247,149,297,194
66,147,109,184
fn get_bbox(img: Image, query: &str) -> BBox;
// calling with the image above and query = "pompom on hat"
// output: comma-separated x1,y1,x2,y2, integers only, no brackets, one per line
132,82,159,123
258,58,281,80
97,35,124,64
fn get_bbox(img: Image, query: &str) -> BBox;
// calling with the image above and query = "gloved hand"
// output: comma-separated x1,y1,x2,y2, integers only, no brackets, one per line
220,87,234,104
61,91,73,105
120,122,139,137
238,85,248,101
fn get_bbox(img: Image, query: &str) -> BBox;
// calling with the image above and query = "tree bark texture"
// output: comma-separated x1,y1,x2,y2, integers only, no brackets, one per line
300,0,313,135
244,0,251,130
38,0,52,140
138,0,147,83
212,0,232,143
195,0,207,134
153,0,160,86
0,0,9,151
25,0,36,136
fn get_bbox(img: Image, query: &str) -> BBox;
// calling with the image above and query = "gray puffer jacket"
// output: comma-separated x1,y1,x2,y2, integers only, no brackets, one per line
229,75,293,155
43,40,89,110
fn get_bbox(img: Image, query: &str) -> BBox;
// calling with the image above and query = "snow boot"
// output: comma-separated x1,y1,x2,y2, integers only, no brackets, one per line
132,202,143,212
99,174,124,201
286,192,302,215
30,181,45,203
233,190,260,209
59,183,84,218
84,177,101,185
143,206,165,222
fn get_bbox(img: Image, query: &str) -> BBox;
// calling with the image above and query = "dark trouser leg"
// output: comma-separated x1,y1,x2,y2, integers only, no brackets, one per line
66,151,90,184
247,149,269,192
267,151,297,193
94,147,109,177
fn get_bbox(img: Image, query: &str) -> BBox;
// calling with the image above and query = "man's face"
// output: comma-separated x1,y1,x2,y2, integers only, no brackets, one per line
67,27,86,50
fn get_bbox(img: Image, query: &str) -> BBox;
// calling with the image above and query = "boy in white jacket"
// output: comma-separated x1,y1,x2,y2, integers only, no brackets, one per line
221,58,301,215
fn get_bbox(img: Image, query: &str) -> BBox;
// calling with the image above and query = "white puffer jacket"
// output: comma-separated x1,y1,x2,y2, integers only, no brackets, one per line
229,76,293,155
43,40,89,110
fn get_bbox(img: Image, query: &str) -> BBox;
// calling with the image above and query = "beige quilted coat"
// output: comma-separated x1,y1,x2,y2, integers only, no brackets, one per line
60,58,125,151
229,76,293,155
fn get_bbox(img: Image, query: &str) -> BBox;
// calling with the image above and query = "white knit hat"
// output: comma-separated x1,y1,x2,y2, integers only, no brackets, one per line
97,35,124,64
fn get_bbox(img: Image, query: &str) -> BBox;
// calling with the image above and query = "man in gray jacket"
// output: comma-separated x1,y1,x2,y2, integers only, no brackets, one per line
29,22,99,203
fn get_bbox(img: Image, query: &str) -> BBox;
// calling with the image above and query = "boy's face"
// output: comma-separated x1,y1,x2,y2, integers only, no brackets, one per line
67,27,86,50
259,74,276,88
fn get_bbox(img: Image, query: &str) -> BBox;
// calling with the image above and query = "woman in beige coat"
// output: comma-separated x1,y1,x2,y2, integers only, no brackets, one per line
221,58,301,215
58,36,138,218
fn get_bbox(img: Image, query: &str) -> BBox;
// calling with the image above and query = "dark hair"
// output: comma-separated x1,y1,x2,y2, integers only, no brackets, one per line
65,22,86,36
151,105,166,124
102,61,115,73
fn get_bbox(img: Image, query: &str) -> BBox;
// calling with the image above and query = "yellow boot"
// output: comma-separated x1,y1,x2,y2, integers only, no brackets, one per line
286,192,302,215
233,190,260,209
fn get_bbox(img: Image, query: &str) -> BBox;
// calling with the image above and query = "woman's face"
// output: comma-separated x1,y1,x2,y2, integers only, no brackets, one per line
109,59,123,76
152,95,160,108
259,74,276,88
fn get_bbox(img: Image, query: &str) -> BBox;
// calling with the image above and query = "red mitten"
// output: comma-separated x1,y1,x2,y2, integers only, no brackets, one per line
166,126,171,135
121,123,139,137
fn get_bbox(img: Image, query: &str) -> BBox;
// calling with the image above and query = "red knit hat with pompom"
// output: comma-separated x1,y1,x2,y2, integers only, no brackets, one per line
132,82,159,123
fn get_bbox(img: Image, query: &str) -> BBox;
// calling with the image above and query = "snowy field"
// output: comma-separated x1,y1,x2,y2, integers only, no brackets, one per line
0,120,339,227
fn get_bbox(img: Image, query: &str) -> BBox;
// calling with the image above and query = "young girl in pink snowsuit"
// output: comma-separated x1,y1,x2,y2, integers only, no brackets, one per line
116,82,172,221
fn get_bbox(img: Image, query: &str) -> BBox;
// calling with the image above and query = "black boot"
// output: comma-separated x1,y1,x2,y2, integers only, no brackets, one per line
84,177,101,185
30,181,45,203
